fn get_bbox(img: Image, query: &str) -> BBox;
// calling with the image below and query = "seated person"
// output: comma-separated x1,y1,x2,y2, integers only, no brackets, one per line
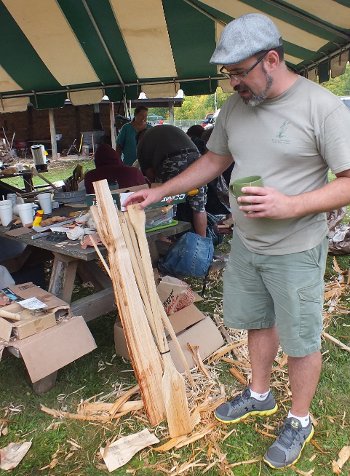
84,140,147,194
0,265,15,290
0,238,46,289
137,125,207,237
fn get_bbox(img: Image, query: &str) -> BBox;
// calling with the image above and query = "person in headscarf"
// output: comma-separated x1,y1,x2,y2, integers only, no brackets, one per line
84,136,147,194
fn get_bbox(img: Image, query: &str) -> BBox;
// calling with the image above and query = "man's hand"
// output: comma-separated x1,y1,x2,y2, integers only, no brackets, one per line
238,186,295,219
122,186,165,209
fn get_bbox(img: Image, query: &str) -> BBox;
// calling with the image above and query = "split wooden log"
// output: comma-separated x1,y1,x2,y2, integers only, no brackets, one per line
127,204,194,438
89,234,111,278
122,210,195,386
118,211,158,340
187,343,211,379
78,400,143,416
229,367,248,386
91,180,165,426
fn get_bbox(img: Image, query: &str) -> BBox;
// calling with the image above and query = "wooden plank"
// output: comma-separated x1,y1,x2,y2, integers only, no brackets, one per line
71,288,115,323
77,261,111,290
48,253,78,303
127,205,194,438
91,180,165,426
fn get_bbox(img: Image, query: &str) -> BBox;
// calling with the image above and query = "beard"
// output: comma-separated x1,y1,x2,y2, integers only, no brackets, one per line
235,66,273,107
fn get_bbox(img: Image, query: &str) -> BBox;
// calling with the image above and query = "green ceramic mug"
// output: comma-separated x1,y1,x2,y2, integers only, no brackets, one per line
231,175,264,199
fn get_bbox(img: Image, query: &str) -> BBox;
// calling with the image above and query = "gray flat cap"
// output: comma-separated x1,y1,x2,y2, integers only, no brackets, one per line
210,13,282,65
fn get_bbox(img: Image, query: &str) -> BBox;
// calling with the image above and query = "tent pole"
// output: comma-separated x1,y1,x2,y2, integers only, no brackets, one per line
49,109,57,160
169,102,174,125
109,102,116,149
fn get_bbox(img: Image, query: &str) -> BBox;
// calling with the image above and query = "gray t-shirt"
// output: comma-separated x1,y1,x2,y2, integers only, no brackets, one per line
207,76,350,255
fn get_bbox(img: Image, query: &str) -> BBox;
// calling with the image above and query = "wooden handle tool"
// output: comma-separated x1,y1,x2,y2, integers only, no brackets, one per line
0,309,21,321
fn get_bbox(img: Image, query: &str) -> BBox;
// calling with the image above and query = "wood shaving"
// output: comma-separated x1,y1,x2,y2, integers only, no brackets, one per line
332,445,350,474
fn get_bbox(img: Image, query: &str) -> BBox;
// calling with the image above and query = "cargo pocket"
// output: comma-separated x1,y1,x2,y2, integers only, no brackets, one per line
298,282,323,338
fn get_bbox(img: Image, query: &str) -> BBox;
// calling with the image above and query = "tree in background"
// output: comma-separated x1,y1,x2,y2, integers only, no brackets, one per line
147,66,350,124
173,89,231,120
322,64,350,96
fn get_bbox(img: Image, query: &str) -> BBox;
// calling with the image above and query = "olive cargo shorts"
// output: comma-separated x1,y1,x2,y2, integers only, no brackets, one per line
223,231,328,357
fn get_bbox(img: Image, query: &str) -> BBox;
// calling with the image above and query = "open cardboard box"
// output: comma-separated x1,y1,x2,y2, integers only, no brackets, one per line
0,283,97,384
114,303,224,373
0,282,70,341
156,275,202,315
7,316,97,383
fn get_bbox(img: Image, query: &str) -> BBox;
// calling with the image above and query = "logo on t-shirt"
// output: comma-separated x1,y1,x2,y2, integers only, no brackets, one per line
272,120,291,144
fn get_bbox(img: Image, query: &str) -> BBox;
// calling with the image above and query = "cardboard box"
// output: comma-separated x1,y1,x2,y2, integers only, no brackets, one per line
113,304,224,373
1,310,57,340
8,316,97,383
0,282,70,340
157,276,202,315
167,303,204,334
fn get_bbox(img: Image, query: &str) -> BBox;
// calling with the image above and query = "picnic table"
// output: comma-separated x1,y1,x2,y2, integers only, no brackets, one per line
0,170,35,193
1,205,191,393
0,208,191,322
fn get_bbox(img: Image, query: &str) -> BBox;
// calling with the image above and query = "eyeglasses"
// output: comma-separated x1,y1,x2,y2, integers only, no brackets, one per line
220,51,269,82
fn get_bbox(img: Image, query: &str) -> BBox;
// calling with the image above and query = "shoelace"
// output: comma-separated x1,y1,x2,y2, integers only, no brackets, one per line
278,421,301,449
230,389,251,408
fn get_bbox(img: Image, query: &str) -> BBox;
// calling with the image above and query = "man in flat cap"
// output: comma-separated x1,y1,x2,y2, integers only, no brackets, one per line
124,13,350,469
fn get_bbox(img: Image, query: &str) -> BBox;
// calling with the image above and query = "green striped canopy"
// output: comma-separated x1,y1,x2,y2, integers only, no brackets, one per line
1,0,350,111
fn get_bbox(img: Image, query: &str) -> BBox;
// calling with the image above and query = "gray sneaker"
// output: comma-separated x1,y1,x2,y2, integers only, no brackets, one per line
214,388,278,424
263,417,314,469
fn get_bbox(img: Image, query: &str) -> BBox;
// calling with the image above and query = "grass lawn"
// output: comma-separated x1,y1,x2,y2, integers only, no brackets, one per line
1,157,95,190
0,163,349,475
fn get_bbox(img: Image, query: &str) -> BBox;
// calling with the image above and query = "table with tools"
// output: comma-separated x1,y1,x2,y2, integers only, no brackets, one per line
0,211,191,322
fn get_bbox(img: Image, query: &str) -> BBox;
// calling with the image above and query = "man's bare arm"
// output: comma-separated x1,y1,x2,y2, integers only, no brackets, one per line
124,151,233,208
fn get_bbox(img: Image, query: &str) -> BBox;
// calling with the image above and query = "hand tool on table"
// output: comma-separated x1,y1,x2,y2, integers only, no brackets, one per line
33,217,76,232
0,309,21,321
31,231,52,240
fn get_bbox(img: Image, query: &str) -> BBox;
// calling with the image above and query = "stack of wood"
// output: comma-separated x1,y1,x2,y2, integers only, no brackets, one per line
90,179,196,437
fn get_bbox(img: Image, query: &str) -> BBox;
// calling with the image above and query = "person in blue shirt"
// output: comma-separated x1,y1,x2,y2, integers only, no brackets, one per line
117,106,151,166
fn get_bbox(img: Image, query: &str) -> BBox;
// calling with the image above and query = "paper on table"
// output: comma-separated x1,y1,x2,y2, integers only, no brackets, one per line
100,428,159,472
18,297,47,310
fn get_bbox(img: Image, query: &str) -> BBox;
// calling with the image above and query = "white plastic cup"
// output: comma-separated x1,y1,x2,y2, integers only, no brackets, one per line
6,193,17,207
17,203,34,226
37,193,52,214
0,203,13,226
0,199,12,208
